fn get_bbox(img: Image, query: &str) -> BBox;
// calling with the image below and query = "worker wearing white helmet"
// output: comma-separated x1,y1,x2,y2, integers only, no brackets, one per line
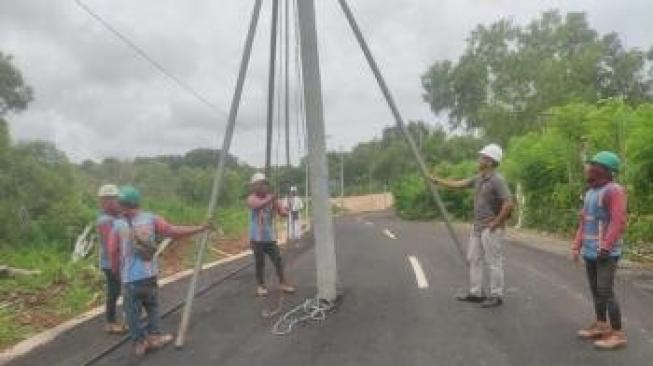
432,144,514,308
285,186,304,241
96,184,127,335
247,173,296,296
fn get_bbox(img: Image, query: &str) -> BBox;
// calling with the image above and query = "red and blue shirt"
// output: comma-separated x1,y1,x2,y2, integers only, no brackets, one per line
96,212,117,270
108,211,173,283
573,182,627,259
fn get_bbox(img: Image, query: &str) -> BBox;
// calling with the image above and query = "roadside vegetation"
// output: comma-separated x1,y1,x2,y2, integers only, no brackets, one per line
391,11,653,257
0,53,253,349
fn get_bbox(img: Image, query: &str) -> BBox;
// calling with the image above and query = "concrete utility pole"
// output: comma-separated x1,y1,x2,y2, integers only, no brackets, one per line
265,0,280,177
297,0,338,301
340,145,345,209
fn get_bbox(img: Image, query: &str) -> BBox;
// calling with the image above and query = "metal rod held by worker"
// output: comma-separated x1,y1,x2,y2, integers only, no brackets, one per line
297,0,339,301
175,0,263,348
337,0,465,262
265,0,280,176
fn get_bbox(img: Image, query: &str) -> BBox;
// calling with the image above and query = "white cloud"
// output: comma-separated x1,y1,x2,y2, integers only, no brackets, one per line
1,0,651,166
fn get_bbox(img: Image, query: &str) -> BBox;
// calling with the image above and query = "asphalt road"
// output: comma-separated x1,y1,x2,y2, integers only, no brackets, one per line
7,211,653,366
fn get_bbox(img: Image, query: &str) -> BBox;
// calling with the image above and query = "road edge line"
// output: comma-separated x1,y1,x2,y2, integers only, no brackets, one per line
0,250,252,365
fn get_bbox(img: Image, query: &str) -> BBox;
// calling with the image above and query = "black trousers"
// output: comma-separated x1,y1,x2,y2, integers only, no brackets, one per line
585,257,622,330
103,269,121,323
251,241,285,285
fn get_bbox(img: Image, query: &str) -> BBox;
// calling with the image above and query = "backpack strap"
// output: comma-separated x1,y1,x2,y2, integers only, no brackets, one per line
598,182,618,209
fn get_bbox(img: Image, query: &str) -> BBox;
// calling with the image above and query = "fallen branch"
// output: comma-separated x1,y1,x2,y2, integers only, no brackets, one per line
71,223,95,262
154,238,174,259
0,265,42,278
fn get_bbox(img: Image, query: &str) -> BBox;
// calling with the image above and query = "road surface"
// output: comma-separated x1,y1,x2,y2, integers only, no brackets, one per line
7,211,653,366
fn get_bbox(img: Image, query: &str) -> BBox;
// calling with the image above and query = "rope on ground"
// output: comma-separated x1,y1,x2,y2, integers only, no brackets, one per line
271,297,336,335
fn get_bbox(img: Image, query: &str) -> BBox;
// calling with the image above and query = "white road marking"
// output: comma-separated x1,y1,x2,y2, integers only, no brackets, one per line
383,228,397,239
364,221,374,226
408,256,429,289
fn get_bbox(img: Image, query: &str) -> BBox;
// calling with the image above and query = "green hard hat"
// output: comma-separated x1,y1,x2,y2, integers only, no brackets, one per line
118,185,141,206
589,151,621,172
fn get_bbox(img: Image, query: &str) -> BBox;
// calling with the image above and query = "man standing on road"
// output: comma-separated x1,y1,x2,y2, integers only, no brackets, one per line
432,144,513,308
247,173,296,297
108,185,211,356
286,186,304,241
96,184,126,335
572,151,628,350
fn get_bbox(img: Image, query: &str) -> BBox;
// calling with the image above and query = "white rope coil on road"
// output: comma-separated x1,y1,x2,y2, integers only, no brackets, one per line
272,298,336,335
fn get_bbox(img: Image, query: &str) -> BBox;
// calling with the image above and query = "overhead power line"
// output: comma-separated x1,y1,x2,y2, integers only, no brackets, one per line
74,0,227,117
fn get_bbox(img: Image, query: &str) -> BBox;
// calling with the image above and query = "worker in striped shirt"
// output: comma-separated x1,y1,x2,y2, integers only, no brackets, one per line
247,173,296,297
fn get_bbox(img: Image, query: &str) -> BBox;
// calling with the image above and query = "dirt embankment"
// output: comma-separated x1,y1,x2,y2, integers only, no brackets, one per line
158,232,250,278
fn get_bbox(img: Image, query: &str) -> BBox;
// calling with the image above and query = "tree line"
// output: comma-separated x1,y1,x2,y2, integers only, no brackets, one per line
392,10,653,248
1,9,652,252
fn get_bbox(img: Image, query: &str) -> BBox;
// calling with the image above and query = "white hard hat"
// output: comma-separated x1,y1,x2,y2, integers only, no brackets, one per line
98,184,120,197
250,172,267,184
479,144,503,163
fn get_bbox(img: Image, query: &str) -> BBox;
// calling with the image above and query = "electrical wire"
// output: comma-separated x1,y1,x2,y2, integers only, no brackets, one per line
74,0,227,117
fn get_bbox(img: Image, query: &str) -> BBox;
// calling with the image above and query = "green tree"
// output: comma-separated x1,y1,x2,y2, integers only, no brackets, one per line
422,10,653,144
0,52,33,117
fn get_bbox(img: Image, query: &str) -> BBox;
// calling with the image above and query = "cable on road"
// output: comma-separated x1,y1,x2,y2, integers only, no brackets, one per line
80,260,253,366
272,297,337,335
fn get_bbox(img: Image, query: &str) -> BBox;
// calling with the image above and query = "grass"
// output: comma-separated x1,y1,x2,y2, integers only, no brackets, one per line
0,246,102,350
215,206,249,237
143,200,248,237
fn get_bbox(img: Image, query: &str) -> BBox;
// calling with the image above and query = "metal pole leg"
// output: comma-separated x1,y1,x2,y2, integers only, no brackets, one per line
337,0,465,262
265,0,280,176
175,0,264,348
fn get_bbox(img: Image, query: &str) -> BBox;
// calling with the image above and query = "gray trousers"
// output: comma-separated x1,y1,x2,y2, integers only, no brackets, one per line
251,241,285,286
467,228,505,297
585,257,622,330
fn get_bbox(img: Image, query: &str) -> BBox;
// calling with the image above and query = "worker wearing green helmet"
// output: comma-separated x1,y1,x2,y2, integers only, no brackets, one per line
118,185,142,207
572,151,628,350
588,151,621,173
109,185,212,356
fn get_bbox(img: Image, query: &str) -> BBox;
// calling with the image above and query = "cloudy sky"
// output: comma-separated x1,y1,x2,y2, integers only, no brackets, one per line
0,0,651,166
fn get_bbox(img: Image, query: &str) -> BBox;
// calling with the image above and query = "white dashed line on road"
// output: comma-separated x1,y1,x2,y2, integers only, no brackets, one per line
408,256,429,289
383,228,397,239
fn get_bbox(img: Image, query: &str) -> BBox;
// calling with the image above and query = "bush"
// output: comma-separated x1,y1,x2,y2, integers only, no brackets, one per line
392,174,438,220
504,100,653,244
392,161,476,220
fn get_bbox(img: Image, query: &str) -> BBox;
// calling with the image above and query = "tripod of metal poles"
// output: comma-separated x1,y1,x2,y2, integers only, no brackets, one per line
175,0,463,347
